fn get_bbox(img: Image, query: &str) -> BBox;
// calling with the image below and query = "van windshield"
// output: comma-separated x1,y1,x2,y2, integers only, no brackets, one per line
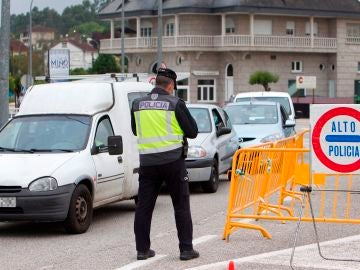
235,97,291,117
0,115,91,153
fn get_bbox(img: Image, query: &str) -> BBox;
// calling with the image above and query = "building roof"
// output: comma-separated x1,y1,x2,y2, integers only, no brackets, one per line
99,0,360,18
22,25,56,34
52,39,97,52
10,39,28,53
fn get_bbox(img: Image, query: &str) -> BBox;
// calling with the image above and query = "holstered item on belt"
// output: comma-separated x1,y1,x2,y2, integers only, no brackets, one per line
182,137,189,158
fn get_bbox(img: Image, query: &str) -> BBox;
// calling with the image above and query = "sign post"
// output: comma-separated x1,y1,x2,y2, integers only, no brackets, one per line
296,76,316,103
311,104,360,174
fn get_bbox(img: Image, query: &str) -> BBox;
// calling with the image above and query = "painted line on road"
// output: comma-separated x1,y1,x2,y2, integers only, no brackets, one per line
186,234,360,270
193,235,217,245
114,235,219,270
115,254,167,270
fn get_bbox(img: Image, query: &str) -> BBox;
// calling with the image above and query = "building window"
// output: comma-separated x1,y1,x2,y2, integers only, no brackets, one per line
331,64,336,71
319,64,326,71
305,22,318,36
140,21,152,37
254,20,272,35
357,62,360,73
225,18,235,34
141,27,152,37
291,61,303,73
176,55,183,65
348,24,360,36
197,79,216,102
286,21,295,36
136,56,142,66
176,78,189,102
165,23,174,36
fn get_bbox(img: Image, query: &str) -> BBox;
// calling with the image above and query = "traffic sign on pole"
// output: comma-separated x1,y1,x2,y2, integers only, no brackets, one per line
311,104,360,174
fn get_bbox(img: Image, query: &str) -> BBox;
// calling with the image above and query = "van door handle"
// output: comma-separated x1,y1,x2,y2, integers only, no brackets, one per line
117,156,123,163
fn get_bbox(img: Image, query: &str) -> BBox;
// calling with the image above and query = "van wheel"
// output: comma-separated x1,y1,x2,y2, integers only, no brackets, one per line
201,160,219,193
64,184,93,234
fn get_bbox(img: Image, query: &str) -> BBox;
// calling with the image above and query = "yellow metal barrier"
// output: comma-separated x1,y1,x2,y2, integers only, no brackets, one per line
223,130,360,241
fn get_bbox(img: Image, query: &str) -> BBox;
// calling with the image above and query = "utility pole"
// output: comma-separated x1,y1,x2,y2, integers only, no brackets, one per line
0,0,10,127
27,0,34,88
157,0,163,68
121,0,125,73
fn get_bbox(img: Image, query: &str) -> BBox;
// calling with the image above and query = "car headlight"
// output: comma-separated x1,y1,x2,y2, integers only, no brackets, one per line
29,177,58,192
187,146,207,158
260,133,284,143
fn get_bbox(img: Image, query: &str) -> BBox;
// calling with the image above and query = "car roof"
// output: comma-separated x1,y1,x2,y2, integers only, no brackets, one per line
186,103,220,109
225,101,278,106
235,91,291,98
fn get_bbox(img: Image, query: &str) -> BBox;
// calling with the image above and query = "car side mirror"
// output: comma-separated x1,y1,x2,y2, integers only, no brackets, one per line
283,119,296,128
108,136,123,155
216,127,232,137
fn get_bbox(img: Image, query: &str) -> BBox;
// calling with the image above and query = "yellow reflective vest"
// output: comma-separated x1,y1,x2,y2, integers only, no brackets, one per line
132,93,184,155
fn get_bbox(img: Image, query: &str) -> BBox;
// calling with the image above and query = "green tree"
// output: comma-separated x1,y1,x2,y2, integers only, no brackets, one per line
249,71,279,91
70,21,106,38
91,54,119,74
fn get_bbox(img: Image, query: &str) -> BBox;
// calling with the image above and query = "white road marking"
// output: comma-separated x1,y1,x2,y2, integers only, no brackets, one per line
187,234,360,270
193,235,217,245
115,255,167,270
114,234,218,270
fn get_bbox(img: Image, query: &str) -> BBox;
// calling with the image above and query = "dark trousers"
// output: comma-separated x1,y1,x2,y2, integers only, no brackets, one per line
134,158,193,252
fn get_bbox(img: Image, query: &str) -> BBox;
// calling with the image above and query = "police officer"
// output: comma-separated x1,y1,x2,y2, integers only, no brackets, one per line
131,68,199,261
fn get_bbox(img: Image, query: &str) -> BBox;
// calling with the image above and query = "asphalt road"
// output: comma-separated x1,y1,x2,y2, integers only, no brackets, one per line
1,118,360,270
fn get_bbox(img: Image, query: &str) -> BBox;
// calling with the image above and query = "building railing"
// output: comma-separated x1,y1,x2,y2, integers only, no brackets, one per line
100,35,337,52
346,36,360,44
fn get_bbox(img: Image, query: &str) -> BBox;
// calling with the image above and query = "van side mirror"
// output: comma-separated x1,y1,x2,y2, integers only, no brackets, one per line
216,127,232,137
283,119,296,128
108,136,123,155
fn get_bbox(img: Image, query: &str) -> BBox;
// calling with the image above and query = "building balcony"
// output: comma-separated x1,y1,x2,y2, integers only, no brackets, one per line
100,35,337,54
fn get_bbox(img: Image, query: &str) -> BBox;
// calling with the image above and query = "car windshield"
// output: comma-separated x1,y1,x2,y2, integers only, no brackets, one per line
224,104,278,125
235,97,290,117
188,108,212,133
0,115,91,153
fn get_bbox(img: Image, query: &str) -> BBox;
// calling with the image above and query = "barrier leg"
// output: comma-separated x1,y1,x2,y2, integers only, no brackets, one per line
289,187,308,270
307,188,360,263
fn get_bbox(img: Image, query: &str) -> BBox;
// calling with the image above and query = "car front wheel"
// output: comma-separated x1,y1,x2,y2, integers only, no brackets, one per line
63,184,93,234
201,159,219,193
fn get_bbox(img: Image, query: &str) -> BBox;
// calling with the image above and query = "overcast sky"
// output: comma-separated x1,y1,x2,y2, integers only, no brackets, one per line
11,0,84,15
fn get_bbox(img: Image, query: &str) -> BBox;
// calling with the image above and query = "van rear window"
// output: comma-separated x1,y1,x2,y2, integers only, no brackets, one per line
235,97,291,116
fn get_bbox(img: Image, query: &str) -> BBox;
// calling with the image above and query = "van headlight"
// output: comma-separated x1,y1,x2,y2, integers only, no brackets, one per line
29,177,58,192
187,146,207,158
260,133,284,143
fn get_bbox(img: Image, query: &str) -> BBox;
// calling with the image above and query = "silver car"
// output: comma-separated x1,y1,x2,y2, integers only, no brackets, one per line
186,104,239,193
224,101,296,148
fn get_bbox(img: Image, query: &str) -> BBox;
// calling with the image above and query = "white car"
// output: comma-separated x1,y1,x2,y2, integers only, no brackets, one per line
234,91,296,123
224,101,296,148
186,104,239,193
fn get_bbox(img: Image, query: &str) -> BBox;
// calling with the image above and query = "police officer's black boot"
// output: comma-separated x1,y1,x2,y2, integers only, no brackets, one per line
180,249,200,261
137,249,155,260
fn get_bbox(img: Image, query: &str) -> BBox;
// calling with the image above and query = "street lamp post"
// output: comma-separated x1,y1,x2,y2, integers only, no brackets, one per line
157,0,163,68
121,0,125,74
27,0,34,88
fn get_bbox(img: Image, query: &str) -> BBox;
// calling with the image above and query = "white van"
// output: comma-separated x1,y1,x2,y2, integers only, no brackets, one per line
234,91,296,122
0,81,152,233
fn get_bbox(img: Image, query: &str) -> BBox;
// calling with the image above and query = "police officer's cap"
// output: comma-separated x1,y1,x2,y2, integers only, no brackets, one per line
156,68,177,90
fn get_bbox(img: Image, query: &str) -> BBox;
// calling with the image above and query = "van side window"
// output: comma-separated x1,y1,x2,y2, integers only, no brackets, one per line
212,109,225,130
94,116,114,150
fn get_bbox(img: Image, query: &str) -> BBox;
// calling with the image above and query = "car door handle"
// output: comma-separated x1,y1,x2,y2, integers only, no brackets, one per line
117,156,123,163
